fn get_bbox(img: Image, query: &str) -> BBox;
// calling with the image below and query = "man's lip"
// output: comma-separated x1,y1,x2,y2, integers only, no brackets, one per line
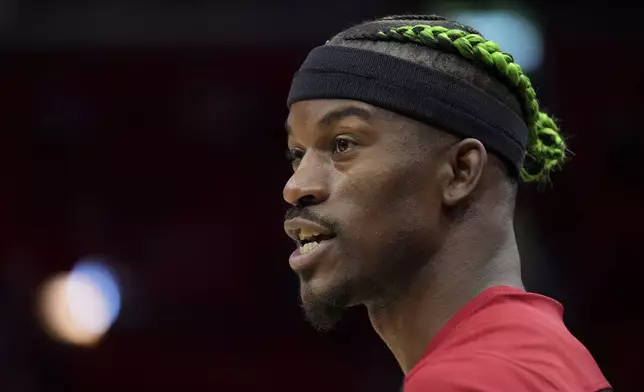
283,217,334,242
289,238,335,271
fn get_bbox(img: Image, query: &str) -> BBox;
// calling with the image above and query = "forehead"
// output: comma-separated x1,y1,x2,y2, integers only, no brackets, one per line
285,99,433,152
287,99,378,130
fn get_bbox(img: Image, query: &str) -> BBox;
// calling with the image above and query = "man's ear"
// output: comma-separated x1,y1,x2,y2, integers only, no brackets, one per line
437,138,487,206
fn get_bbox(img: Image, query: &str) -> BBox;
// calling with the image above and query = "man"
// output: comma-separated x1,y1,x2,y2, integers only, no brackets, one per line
282,14,611,391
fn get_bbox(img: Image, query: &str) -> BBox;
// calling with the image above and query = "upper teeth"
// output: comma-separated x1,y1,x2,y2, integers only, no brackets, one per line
299,229,320,241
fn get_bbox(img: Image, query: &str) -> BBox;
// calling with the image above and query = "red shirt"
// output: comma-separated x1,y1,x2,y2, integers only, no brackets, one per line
404,286,611,391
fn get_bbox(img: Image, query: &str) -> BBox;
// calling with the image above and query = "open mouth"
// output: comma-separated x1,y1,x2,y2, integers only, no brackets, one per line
297,229,336,254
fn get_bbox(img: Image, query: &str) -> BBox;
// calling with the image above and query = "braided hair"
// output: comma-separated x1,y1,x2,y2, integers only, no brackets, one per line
327,15,567,184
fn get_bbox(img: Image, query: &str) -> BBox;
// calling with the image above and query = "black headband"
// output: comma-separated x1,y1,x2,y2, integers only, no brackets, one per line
287,45,529,174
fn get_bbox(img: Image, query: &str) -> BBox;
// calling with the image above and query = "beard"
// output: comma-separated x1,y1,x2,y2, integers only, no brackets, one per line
297,273,353,333
296,229,433,333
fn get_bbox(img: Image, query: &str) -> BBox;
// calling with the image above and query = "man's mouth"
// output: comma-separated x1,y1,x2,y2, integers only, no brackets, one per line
283,217,337,261
297,228,336,254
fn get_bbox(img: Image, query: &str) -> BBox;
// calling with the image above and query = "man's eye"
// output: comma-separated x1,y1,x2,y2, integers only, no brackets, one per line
286,148,305,166
333,137,357,154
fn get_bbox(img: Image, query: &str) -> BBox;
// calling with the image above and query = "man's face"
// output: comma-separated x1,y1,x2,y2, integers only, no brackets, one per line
283,99,445,331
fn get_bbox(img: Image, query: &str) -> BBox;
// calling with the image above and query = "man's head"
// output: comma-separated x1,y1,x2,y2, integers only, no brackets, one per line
282,15,567,331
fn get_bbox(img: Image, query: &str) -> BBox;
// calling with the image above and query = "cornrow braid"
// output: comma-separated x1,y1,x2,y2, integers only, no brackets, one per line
380,15,447,21
379,15,483,35
341,23,567,184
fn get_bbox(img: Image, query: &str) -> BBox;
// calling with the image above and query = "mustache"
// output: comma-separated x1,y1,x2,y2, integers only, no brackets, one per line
284,206,338,233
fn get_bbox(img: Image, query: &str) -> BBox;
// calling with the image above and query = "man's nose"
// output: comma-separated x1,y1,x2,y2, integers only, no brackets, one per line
283,152,330,207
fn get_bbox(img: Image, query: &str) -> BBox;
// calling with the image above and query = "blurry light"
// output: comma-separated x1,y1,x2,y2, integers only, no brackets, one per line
69,258,121,331
445,9,544,73
38,258,121,347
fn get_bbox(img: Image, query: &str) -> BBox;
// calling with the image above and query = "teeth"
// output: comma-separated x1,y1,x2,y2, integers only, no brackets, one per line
300,241,319,254
299,229,321,241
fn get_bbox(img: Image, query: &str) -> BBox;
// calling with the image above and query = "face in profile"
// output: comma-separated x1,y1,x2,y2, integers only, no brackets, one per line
283,99,445,331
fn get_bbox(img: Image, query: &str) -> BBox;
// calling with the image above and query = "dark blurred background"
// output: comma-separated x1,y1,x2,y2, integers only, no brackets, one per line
1,0,642,391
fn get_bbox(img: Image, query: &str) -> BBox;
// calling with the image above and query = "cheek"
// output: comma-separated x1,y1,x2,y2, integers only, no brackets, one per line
333,159,439,247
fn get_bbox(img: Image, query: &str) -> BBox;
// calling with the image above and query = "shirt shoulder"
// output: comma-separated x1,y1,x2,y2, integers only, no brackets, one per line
404,353,611,392
404,353,537,391
405,287,612,391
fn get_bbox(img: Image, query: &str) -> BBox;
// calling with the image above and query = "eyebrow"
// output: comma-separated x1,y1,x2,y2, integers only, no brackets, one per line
286,106,372,136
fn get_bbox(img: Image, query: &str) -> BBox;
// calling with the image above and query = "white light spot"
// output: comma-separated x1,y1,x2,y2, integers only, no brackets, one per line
38,257,121,347
69,258,121,330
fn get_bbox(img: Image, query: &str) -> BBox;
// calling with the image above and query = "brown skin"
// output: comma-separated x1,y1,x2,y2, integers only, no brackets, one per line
283,99,524,374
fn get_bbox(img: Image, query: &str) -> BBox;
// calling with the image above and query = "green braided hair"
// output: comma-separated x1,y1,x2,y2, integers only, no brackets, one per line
327,15,567,184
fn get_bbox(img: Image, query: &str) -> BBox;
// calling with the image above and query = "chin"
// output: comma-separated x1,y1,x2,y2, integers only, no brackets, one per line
298,274,354,333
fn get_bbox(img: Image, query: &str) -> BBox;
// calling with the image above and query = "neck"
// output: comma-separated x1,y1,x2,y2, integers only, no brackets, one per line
365,222,524,375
